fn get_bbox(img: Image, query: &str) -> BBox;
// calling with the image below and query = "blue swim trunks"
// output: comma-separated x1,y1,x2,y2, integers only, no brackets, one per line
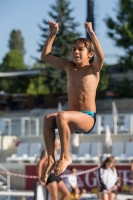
76,110,96,134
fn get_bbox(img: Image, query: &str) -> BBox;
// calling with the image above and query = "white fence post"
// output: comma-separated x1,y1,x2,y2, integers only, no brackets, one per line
2,118,12,135
97,115,101,135
32,118,39,136
21,117,31,136
114,116,117,135
21,118,25,136
130,115,133,134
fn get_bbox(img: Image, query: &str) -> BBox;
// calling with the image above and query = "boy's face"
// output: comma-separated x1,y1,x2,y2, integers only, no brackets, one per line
71,41,93,64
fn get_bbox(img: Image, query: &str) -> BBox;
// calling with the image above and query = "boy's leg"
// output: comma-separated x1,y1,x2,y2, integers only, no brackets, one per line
55,111,94,175
41,112,58,184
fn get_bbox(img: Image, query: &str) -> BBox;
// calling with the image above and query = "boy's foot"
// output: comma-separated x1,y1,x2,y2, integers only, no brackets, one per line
41,159,56,185
54,155,72,175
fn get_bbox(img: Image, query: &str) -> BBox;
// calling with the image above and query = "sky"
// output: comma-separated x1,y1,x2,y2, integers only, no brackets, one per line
0,0,124,67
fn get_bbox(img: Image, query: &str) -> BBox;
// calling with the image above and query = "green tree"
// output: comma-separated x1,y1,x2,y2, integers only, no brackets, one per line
38,0,81,94
26,62,49,95
0,29,28,93
26,77,49,95
1,50,25,71
0,77,29,93
0,50,29,93
116,78,133,97
97,63,110,96
105,0,133,71
8,30,25,55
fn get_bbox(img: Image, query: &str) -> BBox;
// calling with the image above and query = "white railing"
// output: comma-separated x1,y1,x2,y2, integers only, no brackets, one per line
0,114,133,136
0,190,34,196
21,117,40,136
2,118,12,135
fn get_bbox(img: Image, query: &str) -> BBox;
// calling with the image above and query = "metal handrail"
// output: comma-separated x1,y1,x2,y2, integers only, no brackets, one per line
0,174,8,191
0,164,10,190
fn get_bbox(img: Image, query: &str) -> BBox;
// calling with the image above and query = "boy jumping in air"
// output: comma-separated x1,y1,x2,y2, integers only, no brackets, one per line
40,20,104,184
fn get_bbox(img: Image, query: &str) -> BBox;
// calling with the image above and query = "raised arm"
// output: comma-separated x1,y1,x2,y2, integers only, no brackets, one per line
41,21,68,70
84,22,104,72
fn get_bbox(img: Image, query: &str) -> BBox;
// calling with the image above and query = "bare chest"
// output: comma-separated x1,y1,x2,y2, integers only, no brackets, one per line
67,66,99,90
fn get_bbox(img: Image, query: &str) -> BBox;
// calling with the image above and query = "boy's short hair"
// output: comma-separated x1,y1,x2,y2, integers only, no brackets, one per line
72,38,94,53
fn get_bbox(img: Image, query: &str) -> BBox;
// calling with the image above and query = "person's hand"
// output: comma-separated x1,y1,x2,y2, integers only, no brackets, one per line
37,159,46,186
113,185,118,191
48,21,59,35
107,189,111,194
39,169,46,186
84,22,93,34
37,164,45,186
39,176,45,186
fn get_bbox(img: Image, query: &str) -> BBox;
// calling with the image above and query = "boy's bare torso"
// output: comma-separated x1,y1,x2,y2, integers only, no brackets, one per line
66,61,99,112
39,21,104,183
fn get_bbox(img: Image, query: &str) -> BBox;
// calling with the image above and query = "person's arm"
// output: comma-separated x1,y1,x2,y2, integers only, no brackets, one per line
84,22,104,72
41,21,68,71
37,156,48,185
98,168,107,190
113,169,121,190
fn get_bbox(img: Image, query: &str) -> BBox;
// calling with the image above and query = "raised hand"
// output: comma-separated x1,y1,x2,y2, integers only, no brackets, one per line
84,22,93,34
48,21,59,35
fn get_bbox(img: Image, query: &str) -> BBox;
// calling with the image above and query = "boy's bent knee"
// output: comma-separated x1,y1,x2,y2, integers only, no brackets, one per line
56,111,68,122
44,114,51,124
44,114,55,128
44,114,51,120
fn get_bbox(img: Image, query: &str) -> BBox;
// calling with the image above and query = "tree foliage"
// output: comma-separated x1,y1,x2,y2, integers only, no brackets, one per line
1,50,25,71
8,30,25,55
26,62,49,95
116,78,133,97
97,63,110,94
0,77,29,93
0,30,28,93
26,77,49,95
38,0,81,94
0,50,29,93
105,0,133,70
